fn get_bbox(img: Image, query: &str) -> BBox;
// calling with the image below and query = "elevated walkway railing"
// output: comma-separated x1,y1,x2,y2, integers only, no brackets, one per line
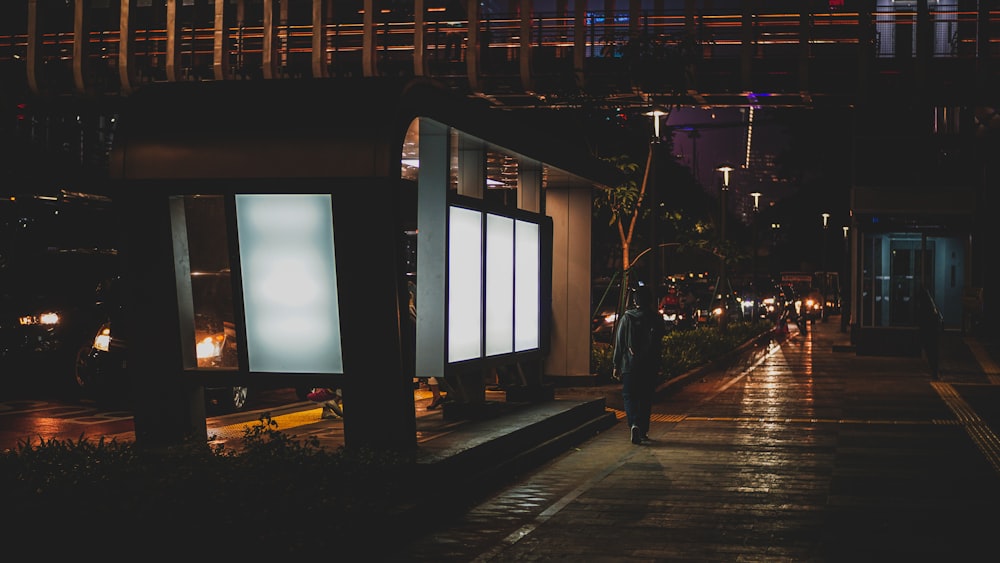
1,5,998,105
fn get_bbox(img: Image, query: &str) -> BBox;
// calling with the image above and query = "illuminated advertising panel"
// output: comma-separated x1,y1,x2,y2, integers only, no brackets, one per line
485,214,515,356
447,205,541,366
235,194,344,373
448,206,483,362
514,219,540,351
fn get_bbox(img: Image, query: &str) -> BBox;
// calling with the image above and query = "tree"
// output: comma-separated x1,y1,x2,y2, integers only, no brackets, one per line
592,124,720,326
594,152,648,283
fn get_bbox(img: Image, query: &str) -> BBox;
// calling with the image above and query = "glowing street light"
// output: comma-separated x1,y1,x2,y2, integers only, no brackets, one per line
644,109,669,141
841,224,850,332
820,213,830,276
749,191,762,317
715,163,736,329
716,164,734,189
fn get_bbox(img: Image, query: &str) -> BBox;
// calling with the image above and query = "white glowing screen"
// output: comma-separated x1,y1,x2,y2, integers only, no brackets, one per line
448,206,482,362
235,194,344,373
485,214,514,356
514,220,540,351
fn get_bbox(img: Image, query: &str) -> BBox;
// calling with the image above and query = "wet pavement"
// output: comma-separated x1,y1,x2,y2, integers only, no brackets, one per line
8,316,1000,560
382,319,1000,561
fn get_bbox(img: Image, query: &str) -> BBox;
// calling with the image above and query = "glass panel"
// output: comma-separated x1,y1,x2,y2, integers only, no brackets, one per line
235,194,344,374
401,118,419,181
514,219,540,352
862,232,930,328
485,214,514,356
485,151,519,210
448,206,482,362
171,195,238,370
861,234,881,327
448,129,460,194
889,244,915,326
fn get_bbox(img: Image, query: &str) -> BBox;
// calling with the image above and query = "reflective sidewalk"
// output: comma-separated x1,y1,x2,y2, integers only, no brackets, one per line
384,319,1000,561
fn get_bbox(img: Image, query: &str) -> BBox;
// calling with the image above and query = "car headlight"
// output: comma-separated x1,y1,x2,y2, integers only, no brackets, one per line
19,312,60,326
196,334,226,366
93,325,112,353
603,313,617,325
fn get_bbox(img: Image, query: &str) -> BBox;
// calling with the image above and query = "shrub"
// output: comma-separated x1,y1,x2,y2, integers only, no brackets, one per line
592,319,773,383
0,414,414,556
659,320,770,380
592,340,614,379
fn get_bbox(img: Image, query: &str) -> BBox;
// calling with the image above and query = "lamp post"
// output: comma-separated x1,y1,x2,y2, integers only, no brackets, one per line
841,225,850,333
820,213,830,320
819,213,830,274
644,109,668,298
716,164,735,328
750,191,762,318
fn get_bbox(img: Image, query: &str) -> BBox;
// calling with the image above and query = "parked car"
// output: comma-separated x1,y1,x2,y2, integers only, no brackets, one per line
75,272,311,412
0,192,119,397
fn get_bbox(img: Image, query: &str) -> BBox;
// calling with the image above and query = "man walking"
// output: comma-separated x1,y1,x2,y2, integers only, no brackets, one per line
613,284,665,444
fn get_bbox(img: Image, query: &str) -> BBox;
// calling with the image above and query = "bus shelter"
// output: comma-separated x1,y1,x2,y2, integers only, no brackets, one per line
109,77,619,453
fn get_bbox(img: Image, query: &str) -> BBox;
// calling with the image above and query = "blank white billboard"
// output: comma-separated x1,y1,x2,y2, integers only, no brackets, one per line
485,214,515,356
448,206,483,362
514,220,540,351
235,194,344,373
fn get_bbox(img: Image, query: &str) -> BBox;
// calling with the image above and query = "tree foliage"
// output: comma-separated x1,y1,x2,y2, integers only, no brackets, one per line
593,152,647,275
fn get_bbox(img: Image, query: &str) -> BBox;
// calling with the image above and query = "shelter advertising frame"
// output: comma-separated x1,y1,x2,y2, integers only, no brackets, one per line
443,194,548,378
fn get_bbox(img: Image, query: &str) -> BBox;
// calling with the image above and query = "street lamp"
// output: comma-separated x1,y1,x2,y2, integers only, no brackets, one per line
643,108,669,293
841,225,850,332
820,212,830,273
716,164,735,328
820,212,831,320
644,109,668,142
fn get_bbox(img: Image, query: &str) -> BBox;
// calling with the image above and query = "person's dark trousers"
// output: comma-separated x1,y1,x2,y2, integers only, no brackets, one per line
622,370,654,436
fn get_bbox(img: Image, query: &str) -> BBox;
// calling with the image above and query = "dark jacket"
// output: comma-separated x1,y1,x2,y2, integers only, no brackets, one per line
613,306,664,375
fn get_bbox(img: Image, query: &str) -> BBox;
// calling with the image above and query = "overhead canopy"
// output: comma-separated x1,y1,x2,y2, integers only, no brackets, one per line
110,77,622,190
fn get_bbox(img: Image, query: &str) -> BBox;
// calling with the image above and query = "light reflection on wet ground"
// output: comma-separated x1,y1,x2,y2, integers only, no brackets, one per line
392,319,1000,561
